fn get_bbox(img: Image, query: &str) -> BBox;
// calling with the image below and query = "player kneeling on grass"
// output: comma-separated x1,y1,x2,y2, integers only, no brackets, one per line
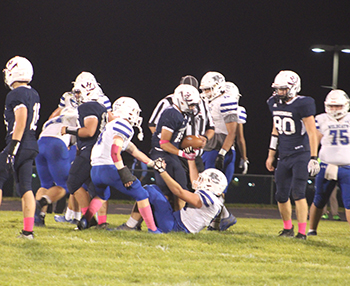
119,157,228,233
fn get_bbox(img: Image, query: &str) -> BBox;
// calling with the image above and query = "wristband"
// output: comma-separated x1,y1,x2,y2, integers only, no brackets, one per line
159,140,170,145
202,135,208,142
310,156,318,160
269,134,278,151
66,126,79,136
218,148,227,156
8,139,21,156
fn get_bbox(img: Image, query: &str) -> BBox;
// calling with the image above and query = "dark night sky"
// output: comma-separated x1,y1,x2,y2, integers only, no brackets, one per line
1,1,350,174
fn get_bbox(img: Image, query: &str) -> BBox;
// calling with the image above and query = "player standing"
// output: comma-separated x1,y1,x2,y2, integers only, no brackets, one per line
266,70,320,239
308,89,350,235
0,56,40,239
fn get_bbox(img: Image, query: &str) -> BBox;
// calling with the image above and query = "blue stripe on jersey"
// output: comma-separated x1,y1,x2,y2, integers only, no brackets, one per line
199,190,214,207
116,121,133,132
221,108,237,113
113,127,131,139
220,101,237,107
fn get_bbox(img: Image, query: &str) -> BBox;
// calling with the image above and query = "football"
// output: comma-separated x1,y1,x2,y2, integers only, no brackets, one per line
180,135,203,149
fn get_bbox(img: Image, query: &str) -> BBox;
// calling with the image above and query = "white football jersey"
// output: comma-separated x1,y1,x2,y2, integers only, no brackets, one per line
39,107,78,147
316,112,350,165
237,106,247,124
91,118,134,166
180,190,223,233
208,92,239,134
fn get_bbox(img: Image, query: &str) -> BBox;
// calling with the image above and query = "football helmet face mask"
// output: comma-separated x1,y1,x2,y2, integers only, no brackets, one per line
3,56,33,89
271,70,301,103
72,72,100,103
173,84,200,114
200,71,226,102
324,89,350,120
193,168,228,196
112,97,144,140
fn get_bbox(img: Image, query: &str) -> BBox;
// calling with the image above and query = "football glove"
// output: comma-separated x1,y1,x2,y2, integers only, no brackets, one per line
308,158,320,177
215,154,225,171
7,140,21,173
178,149,196,160
153,158,166,173
239,158,249,175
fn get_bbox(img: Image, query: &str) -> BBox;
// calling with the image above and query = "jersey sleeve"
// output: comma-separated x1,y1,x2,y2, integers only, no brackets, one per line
298,96,316,118
237,106,247,124
197,190,215,207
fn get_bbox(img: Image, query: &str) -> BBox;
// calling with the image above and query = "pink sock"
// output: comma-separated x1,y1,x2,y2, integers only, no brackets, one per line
85,198,103,221
24,217,34,232
283,219,293,230
81,207,88,215
138,205,157,231
298,222,307,235
98,215,107,224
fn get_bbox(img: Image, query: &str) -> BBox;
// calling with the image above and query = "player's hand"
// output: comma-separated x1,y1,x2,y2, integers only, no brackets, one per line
153,158,166,173
239,158,249,175
178,150,196,160
183,146,195,154
308,158,320,176
7,154,15,173
265,156,275,172
215,154,224,171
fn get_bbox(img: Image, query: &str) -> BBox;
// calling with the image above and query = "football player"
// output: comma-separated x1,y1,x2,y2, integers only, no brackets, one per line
34,106,78,226
141,158,227,233
266,70,320,239
149,84,200,211
308,89,350,235
0,56,40,239
59,73,109,228
79,97,160,233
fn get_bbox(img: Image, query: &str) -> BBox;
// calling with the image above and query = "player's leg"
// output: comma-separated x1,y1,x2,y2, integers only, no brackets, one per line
308,165,336,235
275,157,294,237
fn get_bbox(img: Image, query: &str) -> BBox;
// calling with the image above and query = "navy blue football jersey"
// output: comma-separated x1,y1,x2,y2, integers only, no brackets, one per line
151,107,188,149
77,101,108,150
267,95,316,158
4,86,40,151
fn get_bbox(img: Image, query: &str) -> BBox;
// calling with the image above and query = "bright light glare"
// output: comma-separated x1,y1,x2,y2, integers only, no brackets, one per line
233,177,239,182
311,48,326,53
341,48,350,54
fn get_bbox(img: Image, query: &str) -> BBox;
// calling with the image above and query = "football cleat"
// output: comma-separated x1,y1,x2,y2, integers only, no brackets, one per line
95,223,109,230
278,225,294,237
108,223,141,231
307,230,317,236
17,230,34,240
77,216,89,230
333,215,341,221
34,214,45,227
219,213,237,231
295,232,307,240
321,213,329,220
148,228,162,234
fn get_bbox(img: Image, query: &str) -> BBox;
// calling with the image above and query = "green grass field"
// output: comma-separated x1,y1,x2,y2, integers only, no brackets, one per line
1,210,350,286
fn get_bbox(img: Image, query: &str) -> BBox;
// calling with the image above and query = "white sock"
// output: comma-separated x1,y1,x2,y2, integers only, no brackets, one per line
65,208,74,220
126,217,139,228
74,211,82,221
220,206,230,219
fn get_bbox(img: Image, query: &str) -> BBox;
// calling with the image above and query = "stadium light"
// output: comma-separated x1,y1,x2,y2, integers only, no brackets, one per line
310,44,350,89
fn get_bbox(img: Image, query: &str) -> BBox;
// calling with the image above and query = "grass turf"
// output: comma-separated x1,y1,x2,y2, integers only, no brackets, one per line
1,210,349,285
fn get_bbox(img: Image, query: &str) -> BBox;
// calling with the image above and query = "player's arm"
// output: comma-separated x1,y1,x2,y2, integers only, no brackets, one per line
112,136,136,187
160,128,196,160
221,121,238,153
61,117,98,138
154,159,202,208
266,124,278,172
125,142,154,166
236,124,247,161
12,106,27,141
303,115,319,158
49,107,62,119
149,126,156,134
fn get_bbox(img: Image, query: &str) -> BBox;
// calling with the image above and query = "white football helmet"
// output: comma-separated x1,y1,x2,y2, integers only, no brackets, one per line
112,97,144,140
3,56,33,89
173,84,200,114
72,72,100,103
225,81,241,101
324,89,350,120
200,71,226,102
271,70,301,102
193,168,228,196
